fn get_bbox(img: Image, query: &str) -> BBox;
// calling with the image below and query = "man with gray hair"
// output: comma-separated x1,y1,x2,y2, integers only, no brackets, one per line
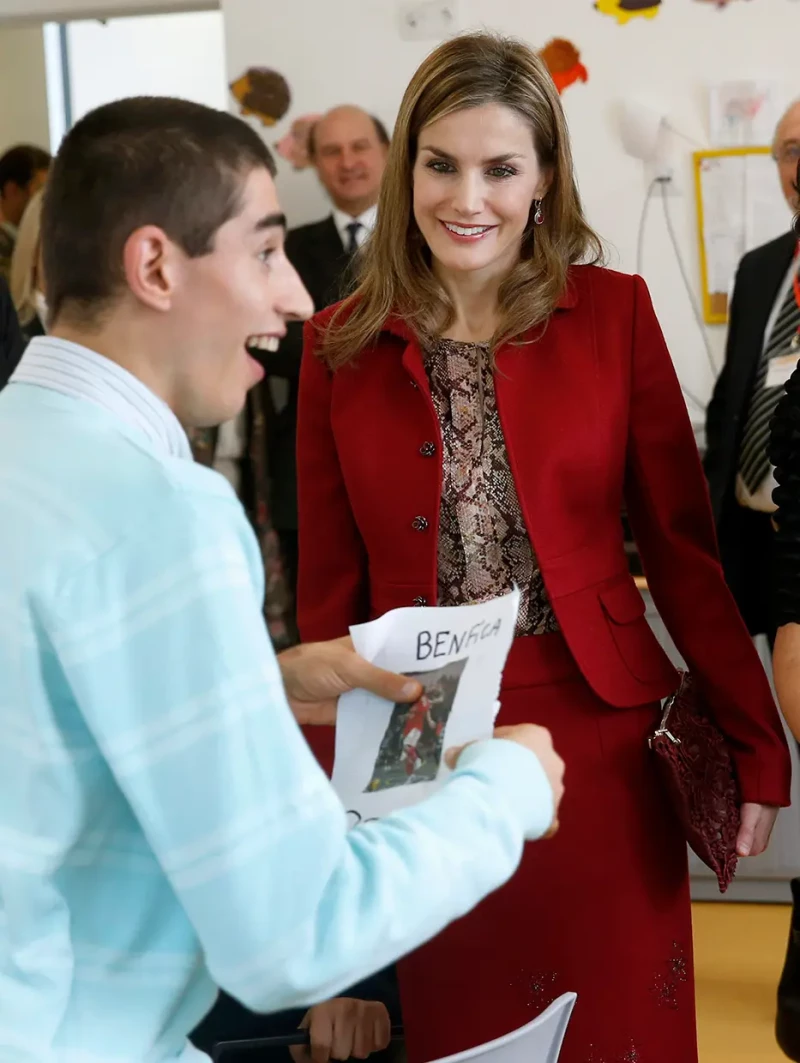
705,99,800,647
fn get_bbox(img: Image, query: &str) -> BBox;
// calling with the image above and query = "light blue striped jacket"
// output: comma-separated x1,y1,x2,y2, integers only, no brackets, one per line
0,339,554,1063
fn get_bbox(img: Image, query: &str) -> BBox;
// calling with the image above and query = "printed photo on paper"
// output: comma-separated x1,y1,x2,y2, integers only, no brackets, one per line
365,658,467,792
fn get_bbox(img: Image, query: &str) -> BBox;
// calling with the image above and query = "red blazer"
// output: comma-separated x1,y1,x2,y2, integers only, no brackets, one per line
296,264,791,806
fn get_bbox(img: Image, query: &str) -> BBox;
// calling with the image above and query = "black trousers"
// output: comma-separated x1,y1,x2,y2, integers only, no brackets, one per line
718,502,777,647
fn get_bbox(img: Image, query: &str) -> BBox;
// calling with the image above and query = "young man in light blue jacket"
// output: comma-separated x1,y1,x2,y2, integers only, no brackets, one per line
0,97,564,1063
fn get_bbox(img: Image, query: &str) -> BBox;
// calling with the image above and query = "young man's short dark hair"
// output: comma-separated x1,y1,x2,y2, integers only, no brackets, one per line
307,115,390,160
0,144,52,194
41,96,276,326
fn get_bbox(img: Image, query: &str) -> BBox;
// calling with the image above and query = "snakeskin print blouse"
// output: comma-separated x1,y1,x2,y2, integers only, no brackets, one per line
426,337,559,638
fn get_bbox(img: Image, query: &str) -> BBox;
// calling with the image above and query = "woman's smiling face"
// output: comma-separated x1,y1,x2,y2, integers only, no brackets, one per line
412,102,550,283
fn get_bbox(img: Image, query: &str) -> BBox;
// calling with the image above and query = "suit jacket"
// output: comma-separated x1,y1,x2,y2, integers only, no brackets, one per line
266,215,354,530
705,230,795,517
704,230,795,631
0,276,24,390
296,264,790,806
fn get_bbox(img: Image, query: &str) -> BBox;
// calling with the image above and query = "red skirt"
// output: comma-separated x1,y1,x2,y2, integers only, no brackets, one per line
397,632,697,1063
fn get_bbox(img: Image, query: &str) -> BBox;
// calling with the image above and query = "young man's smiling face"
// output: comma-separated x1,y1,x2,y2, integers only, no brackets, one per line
155,165,313,429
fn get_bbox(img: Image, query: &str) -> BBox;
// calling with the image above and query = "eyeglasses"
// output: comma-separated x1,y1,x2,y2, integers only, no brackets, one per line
773,143,800,165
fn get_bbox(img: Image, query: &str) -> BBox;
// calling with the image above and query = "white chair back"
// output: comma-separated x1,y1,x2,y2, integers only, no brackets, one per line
424,992,577,1063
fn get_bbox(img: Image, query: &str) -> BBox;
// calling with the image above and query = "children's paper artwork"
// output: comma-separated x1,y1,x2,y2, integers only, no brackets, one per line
230,68,291,128
274,114,322,170
594,0,662,24
709,81,779,147
540,39,588,96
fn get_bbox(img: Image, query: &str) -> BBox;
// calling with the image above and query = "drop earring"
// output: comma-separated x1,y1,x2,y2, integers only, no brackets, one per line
533,199,544,225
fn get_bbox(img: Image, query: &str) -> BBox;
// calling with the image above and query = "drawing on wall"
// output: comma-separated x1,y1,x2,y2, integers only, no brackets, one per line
230,68,291,128
594,0,662,23
694,0,754,7
275,114,322,170
540,39,588,96
709,81,779,147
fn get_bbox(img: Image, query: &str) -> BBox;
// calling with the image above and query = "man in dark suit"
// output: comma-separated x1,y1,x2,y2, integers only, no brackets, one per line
265,105,389,598
705,101,800,646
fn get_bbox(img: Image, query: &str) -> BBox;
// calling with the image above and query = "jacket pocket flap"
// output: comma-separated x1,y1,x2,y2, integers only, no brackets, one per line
600,577,646,624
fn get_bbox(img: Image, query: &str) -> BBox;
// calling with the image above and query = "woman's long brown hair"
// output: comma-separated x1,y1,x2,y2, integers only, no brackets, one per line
319,31,604,369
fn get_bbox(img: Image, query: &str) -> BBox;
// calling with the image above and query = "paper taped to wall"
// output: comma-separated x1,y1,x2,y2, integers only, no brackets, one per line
695,149,790,323
332,589,520,825
708,80,780,148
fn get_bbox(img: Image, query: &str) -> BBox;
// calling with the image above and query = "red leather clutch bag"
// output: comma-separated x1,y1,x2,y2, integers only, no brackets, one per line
649,672,740,893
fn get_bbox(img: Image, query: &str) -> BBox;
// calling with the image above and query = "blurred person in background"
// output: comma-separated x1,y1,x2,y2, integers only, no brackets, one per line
10,187,47,344
264,105,390,605
705,100,800,648
0,144,51,282
187,375,299,652
0,276,23,388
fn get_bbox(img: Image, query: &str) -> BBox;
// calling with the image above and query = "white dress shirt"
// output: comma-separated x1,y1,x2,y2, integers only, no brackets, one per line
12,335,192,460
735,253,800,513
331,204,378,250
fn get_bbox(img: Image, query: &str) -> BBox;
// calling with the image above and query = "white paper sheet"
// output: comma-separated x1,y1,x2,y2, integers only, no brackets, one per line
428,991,576,1063
698,152,791,315
332,589,520,825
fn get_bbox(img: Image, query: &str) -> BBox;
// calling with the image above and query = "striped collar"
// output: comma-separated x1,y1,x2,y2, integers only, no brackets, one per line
10,336,193,461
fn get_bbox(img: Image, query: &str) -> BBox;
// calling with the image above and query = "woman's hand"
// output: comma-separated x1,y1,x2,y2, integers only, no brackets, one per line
736,802,780,857
289,999,392,1063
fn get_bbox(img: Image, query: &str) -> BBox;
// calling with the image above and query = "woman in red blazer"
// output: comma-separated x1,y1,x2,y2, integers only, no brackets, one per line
296,31,790,1063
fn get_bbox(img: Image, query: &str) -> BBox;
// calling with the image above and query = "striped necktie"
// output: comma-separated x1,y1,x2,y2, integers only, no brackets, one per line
738,275,800,494
345,221,362,256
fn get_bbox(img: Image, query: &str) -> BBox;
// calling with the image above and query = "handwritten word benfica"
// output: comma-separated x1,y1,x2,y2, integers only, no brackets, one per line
417,618,503,661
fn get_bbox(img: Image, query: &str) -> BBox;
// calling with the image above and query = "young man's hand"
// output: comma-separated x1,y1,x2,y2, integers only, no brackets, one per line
289,998,392,1063
446,723,565,838
278,637,422,726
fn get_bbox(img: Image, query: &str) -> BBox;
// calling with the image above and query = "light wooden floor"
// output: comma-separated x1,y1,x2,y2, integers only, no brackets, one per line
694,902,791,1062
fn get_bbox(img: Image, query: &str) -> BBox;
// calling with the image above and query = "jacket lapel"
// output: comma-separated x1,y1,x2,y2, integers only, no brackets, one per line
400,333,432,394
493,304,603,573
740,233,795,374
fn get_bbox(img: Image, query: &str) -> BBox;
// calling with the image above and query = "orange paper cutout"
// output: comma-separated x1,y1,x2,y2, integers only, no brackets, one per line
540,39,589,96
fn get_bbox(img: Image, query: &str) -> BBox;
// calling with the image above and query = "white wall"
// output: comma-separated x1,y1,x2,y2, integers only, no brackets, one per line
221,0,800,424
0,25,50,154
66,10,227,126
